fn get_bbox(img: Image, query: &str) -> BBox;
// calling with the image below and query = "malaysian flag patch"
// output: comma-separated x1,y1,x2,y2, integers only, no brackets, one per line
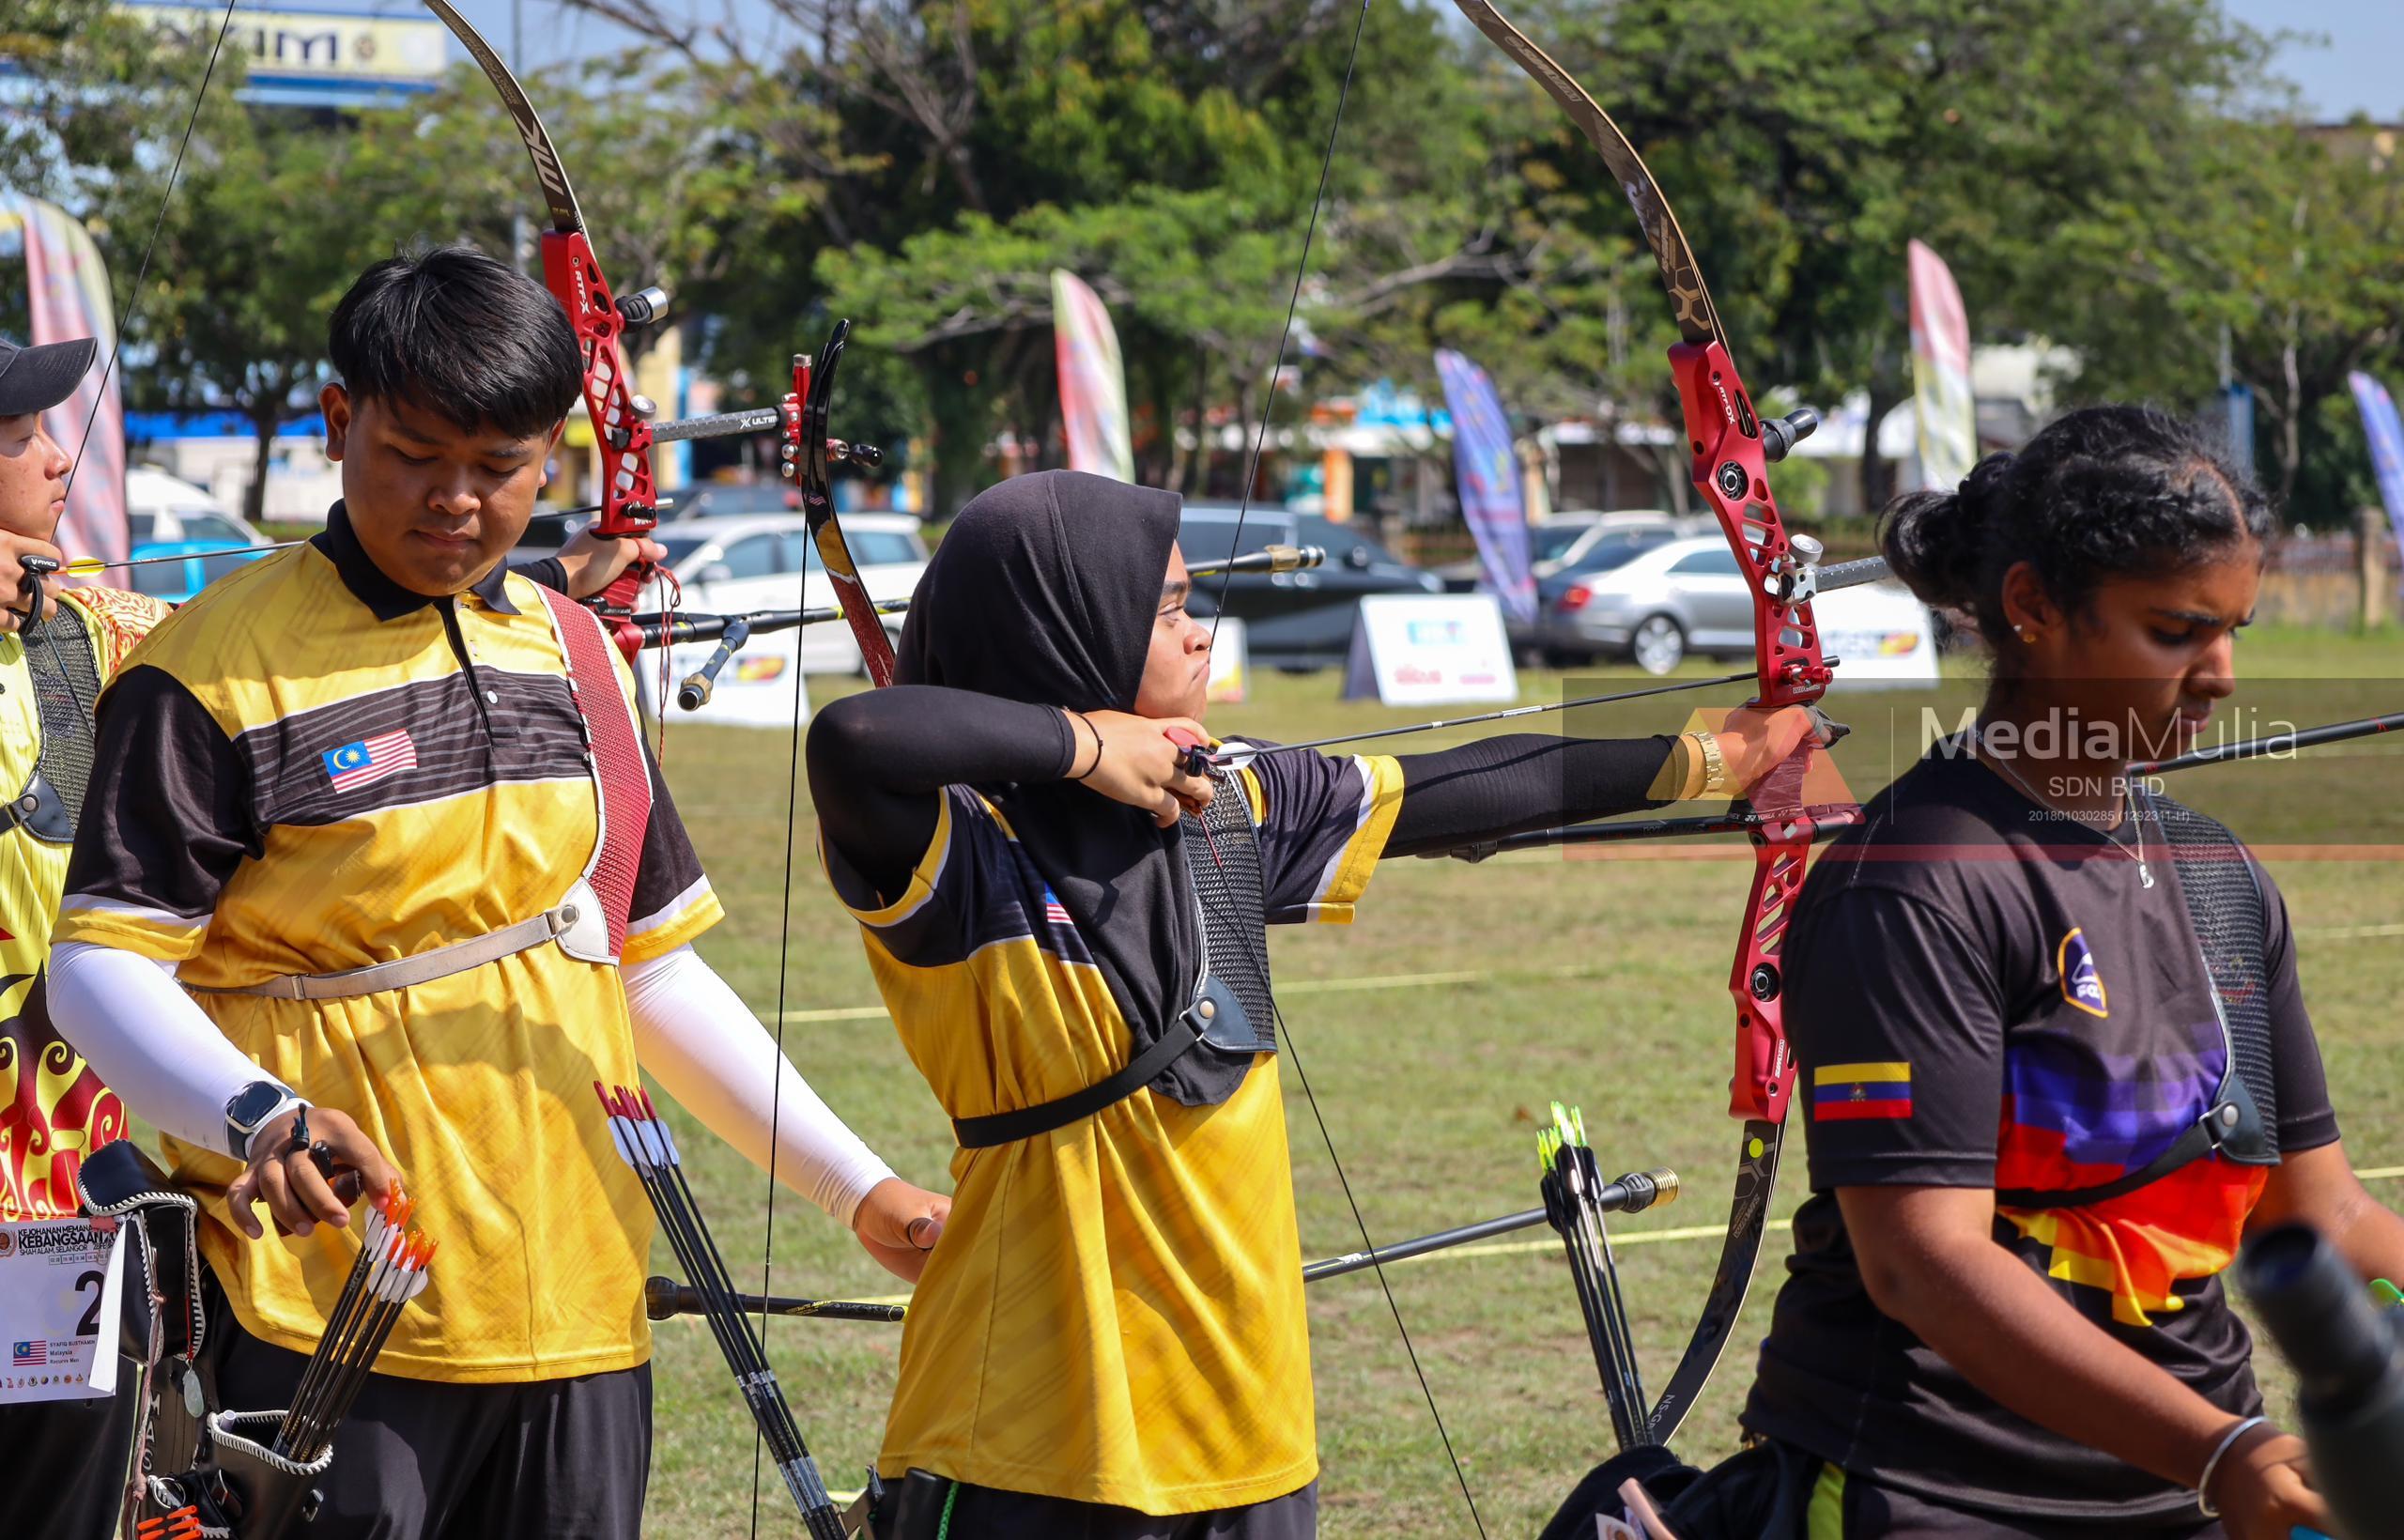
12,1340,45,1367
1812,1061,1913,1122
322,730,419,793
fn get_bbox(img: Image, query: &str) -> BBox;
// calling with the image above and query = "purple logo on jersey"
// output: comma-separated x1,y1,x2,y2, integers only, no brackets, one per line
2058,928,2108,1018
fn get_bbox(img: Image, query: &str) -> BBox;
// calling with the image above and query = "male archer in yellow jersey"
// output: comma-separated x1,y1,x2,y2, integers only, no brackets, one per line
47,244,948,1539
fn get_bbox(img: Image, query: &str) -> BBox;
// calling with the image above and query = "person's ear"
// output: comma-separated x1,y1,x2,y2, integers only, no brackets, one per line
321,384,353,462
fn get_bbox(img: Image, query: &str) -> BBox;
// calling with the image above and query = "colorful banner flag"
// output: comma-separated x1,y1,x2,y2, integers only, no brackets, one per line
1906,239,1977,493
1051,270,1133,483
1431,348,1534,625
2350,372,2404,584
1,196,128,567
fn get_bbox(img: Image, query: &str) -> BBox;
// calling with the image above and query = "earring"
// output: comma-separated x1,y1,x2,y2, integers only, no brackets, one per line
2018,627,2036,643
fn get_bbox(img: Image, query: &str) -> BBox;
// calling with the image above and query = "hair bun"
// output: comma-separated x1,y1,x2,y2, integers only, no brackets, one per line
1877,457,1992,611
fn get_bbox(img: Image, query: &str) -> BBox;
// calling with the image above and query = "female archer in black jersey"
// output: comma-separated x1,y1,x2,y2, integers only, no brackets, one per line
806,469,1822,1539
1705,406,2404,1540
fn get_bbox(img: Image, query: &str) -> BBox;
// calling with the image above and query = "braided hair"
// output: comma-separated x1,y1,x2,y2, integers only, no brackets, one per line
1878,405,2273,672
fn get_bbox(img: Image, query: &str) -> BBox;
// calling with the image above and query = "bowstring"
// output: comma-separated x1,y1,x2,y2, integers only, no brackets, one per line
1203,0,1370,653
1194,3,1490,1532
36,0,241,735
752,372,816,1538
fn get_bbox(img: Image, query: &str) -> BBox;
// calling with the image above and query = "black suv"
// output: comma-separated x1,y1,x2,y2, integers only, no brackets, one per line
1179,502,1443,670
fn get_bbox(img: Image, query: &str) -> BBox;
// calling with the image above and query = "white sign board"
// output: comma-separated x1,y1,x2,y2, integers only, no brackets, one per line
1341,595,1518,707
655,633,812,730
0,1217,123,1403
1208,617,1249,704
1815,584,1941,686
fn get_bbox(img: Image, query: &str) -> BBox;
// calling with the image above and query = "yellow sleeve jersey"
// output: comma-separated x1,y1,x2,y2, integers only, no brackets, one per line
54,516,722,1382
831,748,1403,1516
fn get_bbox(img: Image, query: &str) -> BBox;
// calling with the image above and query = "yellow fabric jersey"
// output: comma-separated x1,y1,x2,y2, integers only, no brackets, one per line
827,750,1404,1514
54,516,721,1382
0,587,170,1220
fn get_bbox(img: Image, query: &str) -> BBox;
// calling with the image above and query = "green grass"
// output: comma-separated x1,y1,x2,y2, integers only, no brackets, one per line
644,627,2404,1536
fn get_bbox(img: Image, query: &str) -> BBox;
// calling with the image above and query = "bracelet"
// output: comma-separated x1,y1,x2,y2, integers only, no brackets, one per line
2196,1414,2266,1517
1068,710,1103,780
1694,731,1734,796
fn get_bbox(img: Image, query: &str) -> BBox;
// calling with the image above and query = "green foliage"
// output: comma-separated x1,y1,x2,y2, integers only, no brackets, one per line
14,0,2404,535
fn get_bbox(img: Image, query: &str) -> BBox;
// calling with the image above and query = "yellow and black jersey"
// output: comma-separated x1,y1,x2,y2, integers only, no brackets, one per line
0,586,170,1221
54,504,721,1383
825,748,1404,1514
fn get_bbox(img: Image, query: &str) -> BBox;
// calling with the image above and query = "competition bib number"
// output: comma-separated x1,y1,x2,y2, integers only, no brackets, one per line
0,1216,123,1403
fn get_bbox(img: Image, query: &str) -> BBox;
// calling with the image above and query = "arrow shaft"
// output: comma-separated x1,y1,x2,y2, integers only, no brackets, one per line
2131,712,2404,775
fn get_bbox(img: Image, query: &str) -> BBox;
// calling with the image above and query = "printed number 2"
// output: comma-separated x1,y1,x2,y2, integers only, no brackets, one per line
74,1269,103,1336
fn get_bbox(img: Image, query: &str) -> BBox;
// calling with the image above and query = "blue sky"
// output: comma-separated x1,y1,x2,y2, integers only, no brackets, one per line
437,0,2400,121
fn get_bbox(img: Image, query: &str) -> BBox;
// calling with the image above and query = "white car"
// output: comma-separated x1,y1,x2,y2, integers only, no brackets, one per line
127,467,266,547
647,513,927,677
1542,534,1936,680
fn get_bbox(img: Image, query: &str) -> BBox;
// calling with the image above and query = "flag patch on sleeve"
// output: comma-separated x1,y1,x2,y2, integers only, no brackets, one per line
1812,1061,1913,1121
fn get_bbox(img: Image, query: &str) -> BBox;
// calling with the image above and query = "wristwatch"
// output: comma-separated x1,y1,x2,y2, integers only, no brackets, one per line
224,1080,306,1162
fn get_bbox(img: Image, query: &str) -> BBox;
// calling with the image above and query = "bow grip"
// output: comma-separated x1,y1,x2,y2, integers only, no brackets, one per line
588,564,653,662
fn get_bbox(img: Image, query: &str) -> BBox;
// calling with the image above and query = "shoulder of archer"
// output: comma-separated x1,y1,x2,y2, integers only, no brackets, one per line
63,586,176,680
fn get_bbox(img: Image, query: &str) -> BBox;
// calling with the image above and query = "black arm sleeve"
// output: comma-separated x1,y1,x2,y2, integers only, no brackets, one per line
1382,732,1677,857
806,685,1078,900
508,556,569,595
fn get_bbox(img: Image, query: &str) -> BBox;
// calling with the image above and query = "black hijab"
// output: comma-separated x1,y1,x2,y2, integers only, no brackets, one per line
899,471,1240,1103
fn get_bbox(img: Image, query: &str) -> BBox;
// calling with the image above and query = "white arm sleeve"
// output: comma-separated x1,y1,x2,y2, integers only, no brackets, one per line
51,940,267,1156
623,944,895,1227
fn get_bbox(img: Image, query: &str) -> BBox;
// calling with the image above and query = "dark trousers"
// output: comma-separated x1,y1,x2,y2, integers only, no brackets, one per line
214,1321,652,1540
0,1388,143,1539
938,1479,1318,1539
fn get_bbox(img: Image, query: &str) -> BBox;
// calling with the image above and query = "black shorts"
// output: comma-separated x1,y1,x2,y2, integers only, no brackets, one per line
213,1320,652,1540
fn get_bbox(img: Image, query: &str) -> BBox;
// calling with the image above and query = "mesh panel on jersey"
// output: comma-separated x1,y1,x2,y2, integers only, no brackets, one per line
1179,773,1276,1050
26,605,100,825
2155,794,2279,1144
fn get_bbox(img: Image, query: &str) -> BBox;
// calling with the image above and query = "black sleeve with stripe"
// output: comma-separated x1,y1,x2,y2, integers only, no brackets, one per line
1381,732,1677,857
66,665,262,924
630,738,711,928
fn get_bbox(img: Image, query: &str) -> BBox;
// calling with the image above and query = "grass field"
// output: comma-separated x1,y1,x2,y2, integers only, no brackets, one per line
641,627,2404,1537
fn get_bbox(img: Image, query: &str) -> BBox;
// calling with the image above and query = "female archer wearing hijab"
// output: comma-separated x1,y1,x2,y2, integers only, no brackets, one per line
806,470,1820,1538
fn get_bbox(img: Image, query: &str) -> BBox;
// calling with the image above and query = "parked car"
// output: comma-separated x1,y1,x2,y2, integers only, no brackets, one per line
642,513,927,675
123,539,273,605
126,467,266,548
1432,509,1694,593
1179,502,1442,670
1534,534,1773,672
1533,511,1698,576
1516,527,1684,664
1538,534,1934,677
666,481,807,522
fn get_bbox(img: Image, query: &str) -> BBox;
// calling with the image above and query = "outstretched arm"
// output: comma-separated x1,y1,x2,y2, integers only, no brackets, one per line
1381,705,1820,857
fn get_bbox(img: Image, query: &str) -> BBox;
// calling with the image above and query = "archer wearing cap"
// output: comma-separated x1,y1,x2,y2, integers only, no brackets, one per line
0,329,183,1540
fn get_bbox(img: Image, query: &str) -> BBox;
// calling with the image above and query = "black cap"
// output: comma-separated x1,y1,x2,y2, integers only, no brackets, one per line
0,336,100,418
